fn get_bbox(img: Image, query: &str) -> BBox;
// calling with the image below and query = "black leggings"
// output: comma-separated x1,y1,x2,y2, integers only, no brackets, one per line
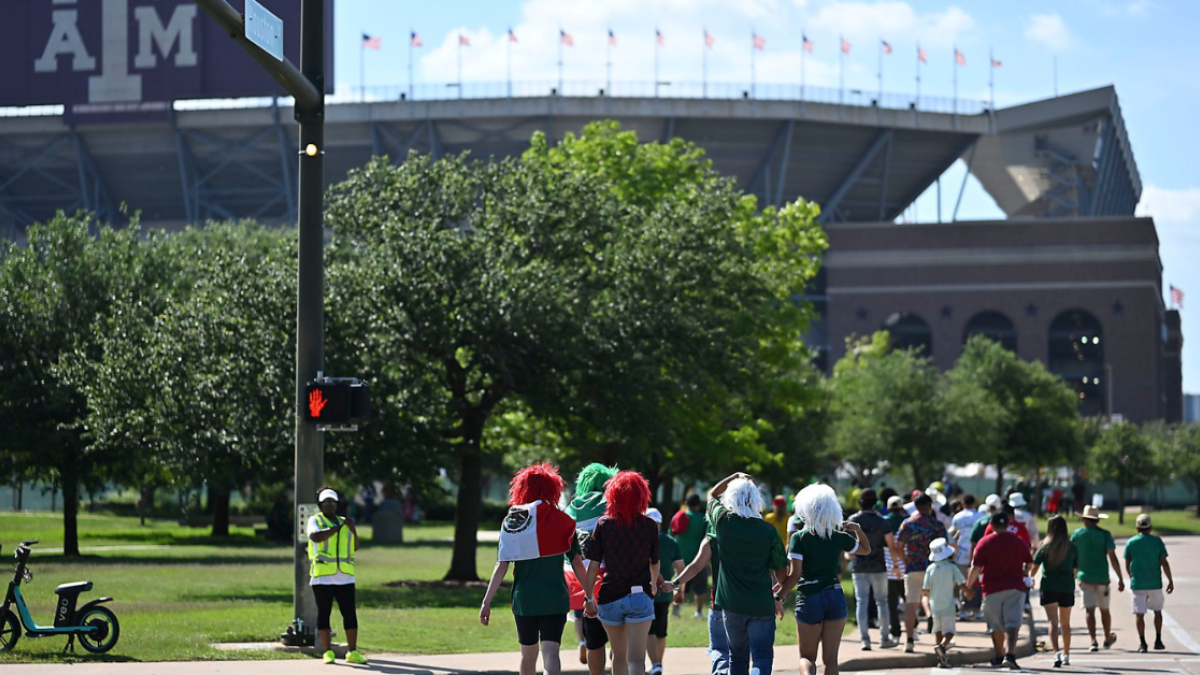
312,583,358,631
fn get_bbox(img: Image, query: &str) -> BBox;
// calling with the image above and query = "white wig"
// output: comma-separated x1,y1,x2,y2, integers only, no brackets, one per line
721,478,765,519
794,484,842,539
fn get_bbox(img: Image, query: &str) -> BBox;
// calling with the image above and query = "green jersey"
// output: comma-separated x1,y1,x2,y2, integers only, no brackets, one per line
656,532,684,603
1124,533,1168,591
511,534,581,616
674,507,707,563
1034,542,1078,594
789,528,857,598
708,500,788,617
1071,525,1116,585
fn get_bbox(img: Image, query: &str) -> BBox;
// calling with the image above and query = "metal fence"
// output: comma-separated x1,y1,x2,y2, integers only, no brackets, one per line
1,80,990,118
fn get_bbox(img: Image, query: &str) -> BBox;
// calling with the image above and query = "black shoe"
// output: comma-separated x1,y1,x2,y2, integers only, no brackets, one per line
990,656,1004,667
1155,638,1166,651
1137,642,1148,653
1003,654,1019,670
1089,642,1099,652
934,644,948,667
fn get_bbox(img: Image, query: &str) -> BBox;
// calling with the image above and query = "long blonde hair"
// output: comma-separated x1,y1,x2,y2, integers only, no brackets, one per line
795,484,842,539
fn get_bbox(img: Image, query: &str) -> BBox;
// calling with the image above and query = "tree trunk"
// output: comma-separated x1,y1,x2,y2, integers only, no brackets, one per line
445,411,487,582
911,462,925,493
211,484,231,537
62,475,79,557
659,471,675,510
139,486,154,526
1117,483,1126,525
994,463,1005,497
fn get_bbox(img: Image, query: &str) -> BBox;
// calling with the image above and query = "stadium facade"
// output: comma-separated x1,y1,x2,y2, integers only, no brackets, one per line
0,84,1180,421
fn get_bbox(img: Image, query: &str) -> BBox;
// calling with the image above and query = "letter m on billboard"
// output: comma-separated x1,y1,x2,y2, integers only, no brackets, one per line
0,0,333,108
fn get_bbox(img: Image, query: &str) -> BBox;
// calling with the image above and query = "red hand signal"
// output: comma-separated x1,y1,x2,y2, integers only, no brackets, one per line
308,388,328,418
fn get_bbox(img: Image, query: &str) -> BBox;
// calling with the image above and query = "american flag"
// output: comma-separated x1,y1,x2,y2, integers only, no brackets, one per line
704,30,716,49
955,48,966,66
509,28,517,43
840,36,851,55
410,31,422,48
459,34,470,47
1171,285,1185,309
752,32,766,50
802,34,813,53
991,57,1002,67
918,46,927,64
561,30,573,47
608,29,616,46
362,33,381,50
881,40,892,55
656,29,665,46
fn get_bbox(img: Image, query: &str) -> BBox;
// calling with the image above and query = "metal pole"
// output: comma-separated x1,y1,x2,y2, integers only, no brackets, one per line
702,30,707,100
408,31,413,100
751,32,756,99
293,0,326,638
937,176,941,223
952,141,976,222
606,33,611,95
457,37,462,100
508,33,512,98
839,36,844,109
877,40,882,103
989,47,995,111
558,31,563,94
654,32,659,100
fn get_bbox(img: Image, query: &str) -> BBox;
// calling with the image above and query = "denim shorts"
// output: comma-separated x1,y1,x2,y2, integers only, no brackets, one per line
795,585,848,625
597,589,656,626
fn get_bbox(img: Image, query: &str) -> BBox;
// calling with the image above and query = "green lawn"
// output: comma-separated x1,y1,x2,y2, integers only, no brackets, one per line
1032,509,1200,539
3,509,1195,663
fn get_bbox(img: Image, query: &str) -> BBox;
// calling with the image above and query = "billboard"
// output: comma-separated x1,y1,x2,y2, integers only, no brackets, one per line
0,0,333,110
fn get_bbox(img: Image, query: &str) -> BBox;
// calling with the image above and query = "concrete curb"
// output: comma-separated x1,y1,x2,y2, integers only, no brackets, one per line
841,613,1038,671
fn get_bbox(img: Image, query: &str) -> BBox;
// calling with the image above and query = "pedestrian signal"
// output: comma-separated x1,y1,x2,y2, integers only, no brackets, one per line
304,378,370,430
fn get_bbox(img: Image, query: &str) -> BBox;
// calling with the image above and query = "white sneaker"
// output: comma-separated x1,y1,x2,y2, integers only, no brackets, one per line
693,611,704,620
1062,654,1070,666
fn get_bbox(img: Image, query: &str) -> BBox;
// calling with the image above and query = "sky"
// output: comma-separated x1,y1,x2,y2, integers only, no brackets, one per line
329,0,1200,393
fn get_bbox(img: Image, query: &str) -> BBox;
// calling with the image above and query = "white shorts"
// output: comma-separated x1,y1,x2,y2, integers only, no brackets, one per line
1132,589,1165,615
933,614,957,634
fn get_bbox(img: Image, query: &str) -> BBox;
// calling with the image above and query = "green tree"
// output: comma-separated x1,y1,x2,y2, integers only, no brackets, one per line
1149,422,1200,515
1088,421,1156,525
948,335,1082,494
324,121,826,580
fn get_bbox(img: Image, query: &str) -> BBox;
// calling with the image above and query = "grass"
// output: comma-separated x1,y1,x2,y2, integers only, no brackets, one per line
1031,509,1200,539
2,509,1197,663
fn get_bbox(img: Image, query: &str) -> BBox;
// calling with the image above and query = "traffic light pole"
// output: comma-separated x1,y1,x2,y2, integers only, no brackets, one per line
191,0,325,640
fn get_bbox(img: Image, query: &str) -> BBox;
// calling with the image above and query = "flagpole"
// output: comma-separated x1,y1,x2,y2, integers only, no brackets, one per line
360,38,365,104
655,30,659,100
408,31,414,101
953,44,958,116
702,30,708,100
751,31,756,99
915,43,921,110
989,47,995,110
877,40,882,103
457,36,463,100
606,30,612,95
507,32,512,99
839,35,844,107
800,31,806,102
558,30,563,94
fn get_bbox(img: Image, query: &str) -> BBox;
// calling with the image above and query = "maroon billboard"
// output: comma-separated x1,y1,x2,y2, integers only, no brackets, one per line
0,0,333,109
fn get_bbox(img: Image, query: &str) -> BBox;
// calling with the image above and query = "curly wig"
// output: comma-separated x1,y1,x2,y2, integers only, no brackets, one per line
795,484,843,539
575,462,619,495
603,470,651,526
721,478,765,519
509,462,566,506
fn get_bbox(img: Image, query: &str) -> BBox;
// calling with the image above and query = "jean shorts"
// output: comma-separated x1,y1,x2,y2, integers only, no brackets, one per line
597,588,656,626
795,585,848,625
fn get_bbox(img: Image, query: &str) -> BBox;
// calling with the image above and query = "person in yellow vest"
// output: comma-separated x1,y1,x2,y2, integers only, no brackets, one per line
308,487,367,665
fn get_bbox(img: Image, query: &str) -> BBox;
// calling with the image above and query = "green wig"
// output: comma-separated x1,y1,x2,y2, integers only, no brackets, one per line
575,462,619,495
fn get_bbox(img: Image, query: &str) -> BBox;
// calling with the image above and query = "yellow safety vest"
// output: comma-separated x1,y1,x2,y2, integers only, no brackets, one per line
309,513,356,578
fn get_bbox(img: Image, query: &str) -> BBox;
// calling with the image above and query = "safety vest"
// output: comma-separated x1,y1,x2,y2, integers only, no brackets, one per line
308,513,356,578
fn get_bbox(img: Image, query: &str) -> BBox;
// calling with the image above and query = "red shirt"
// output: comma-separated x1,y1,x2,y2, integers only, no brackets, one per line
972,531,1033,595
983,520,1030,548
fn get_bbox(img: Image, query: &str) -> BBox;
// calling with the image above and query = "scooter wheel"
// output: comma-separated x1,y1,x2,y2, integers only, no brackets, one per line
0,609,18,652
76,606,120,654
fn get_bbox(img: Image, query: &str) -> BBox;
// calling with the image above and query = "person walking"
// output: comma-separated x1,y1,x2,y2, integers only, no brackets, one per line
1124,514,1174,653
847,488,897,650
1071,505,1124,651
671,494,709,619
882,495,907,641
671,533,729,675
922,537,967,669
583,471,664,675
967,511,1033,670
1008,492,1039,552
566,463,619,673
897,492,947,652
645,508,685,675
706,473,790,675
763,496,790,544
950,494,985,620
1030,515,1078,668
482,464,588,675
307,487,367,665
779,484,871,675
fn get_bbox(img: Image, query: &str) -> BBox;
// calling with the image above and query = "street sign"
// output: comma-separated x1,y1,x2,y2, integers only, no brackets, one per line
244,0,283,62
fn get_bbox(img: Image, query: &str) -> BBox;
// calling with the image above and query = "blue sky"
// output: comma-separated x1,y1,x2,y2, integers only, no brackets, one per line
331,0,1200,393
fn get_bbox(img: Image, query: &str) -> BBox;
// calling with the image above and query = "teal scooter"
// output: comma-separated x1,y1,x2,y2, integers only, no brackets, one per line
0,541,120,653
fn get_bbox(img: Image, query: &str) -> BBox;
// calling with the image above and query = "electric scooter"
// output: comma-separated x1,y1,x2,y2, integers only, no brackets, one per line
0,541,120,653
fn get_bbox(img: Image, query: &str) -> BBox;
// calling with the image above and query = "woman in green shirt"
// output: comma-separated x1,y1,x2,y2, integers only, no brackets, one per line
1030,515,1079,668
779,484,870,675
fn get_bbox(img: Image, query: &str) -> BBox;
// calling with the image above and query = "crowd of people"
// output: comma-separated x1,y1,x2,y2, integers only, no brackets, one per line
461,465,1175,674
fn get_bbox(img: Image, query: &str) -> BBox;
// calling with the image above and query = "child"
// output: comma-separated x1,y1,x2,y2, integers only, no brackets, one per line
1124,514,1174,653
923,538,968,669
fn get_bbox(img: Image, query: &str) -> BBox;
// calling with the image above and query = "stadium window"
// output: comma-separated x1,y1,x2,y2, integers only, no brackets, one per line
882,311,932,356
1048,309,1105,417
962,310,1018,352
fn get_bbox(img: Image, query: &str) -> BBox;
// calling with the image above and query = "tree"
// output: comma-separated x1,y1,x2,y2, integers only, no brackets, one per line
0,215,153,555
1088,421,1156,525
948,335,1082,494
1150,423,1200,515
324,121,826,580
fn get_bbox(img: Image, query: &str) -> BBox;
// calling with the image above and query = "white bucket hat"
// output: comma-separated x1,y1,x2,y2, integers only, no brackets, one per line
1008,493,1027,508
929,537,954,562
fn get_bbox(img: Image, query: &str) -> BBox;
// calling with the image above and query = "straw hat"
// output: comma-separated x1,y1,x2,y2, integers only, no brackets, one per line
1080,505,1108,520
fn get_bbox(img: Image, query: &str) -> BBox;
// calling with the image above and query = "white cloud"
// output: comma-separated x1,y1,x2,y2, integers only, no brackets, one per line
808,2,974,50
1138,184,1200,242
1024,13,1072,53
1098,1,1155,17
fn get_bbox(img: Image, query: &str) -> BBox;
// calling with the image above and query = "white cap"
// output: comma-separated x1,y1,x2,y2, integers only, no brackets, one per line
984,494,1002,511
1008,493,1027,508
318,488,339,503
645,507,663,524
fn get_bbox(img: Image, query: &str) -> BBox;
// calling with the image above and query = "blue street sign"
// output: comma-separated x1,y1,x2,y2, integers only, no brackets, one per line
245,0,283,62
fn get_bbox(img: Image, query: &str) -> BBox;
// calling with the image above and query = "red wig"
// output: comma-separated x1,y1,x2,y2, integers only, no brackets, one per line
604,470,651,526
509,462,565,507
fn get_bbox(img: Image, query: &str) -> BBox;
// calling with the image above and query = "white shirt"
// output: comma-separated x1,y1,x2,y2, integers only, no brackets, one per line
307,515,355,585
1013,508,1038,546
950,508,986,565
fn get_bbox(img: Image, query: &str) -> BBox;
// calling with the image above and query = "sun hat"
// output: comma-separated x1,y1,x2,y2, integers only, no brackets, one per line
645,507,663,524
929,537,954,562
1136,513,1152,530
318,488,339,503
926,488,948,507
1080,505,1108,520
1008,493,1027,508
984,494,1002,512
